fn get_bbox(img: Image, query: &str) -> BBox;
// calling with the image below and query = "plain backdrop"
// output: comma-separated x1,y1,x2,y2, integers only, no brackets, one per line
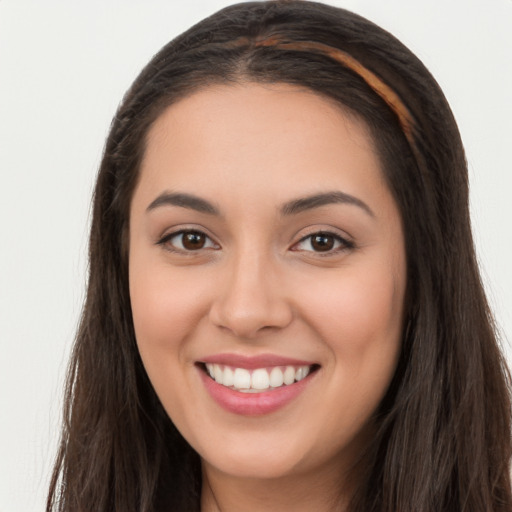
0,1,511,510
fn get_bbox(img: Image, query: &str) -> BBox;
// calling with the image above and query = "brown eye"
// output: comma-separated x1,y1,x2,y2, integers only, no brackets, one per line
182,231,206,250
310,233,335,252
293,231,352,254
158,230,218,252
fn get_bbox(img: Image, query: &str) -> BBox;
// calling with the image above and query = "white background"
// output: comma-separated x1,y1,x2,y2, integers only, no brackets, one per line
0,1,511,510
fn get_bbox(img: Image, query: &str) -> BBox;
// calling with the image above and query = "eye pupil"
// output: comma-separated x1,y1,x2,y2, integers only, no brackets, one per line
182,231,205,250
311,234,334,251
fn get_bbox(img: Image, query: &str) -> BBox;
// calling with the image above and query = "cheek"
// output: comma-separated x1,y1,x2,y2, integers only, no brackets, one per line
129,260,210,351
293,254,405,401
128,260,212,426
128,256,215,424
297,262,404,432
301,266,403,346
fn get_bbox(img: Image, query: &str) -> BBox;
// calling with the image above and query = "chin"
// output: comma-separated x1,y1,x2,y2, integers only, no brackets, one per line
199,436,310,480
205,455,303,480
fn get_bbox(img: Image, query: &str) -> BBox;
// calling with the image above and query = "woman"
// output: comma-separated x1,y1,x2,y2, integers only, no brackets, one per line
46,1,512,511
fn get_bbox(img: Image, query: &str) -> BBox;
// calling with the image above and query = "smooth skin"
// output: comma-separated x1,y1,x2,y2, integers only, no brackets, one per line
129,83,407,511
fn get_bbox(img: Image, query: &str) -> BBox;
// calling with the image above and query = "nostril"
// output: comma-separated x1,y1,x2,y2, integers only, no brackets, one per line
209,304,294,339
208,272,294,338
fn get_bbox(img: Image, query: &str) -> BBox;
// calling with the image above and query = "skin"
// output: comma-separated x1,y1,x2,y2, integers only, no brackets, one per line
129,83,407,511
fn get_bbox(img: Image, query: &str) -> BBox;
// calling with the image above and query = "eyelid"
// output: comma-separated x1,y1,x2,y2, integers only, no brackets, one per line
155,225,354,255
290,228,355,254
156,227,220,253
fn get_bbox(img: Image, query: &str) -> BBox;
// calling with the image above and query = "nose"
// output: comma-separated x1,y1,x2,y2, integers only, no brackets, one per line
209,251,293,339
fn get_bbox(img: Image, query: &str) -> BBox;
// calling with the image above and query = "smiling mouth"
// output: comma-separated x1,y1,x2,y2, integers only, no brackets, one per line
199,363,320,393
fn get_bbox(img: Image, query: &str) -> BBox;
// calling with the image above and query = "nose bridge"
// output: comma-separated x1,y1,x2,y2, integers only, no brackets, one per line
209,244,292,338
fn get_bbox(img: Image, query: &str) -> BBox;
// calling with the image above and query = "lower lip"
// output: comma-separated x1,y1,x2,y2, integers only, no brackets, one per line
198,367,316,416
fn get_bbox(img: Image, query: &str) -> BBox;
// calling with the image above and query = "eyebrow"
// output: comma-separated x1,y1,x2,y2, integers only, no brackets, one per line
280,191,374,217
146,192,219,215
146,190,374,218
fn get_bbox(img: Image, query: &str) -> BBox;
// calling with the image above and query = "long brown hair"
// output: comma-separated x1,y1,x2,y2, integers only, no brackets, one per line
47,1,512,510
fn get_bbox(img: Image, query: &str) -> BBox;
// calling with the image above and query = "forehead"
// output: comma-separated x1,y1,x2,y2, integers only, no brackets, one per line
145,82,374,155
138,82,387,197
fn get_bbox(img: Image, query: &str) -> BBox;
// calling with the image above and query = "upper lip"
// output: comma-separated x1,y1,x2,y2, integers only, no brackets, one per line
198,353,317,369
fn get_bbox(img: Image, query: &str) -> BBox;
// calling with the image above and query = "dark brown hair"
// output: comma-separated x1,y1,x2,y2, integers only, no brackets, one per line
47,1,512,511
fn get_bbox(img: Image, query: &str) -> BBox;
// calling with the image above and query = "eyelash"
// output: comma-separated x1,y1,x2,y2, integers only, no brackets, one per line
292,231,354,255
156,230,219,253
156,229,354,255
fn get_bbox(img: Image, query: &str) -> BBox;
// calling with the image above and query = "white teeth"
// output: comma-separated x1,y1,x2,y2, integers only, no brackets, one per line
222,366,234,387
233,368,251,389
204,363,314,391
214,364,223,384
251,368,270,390
295,366,306,381
269,366,284,388
283,366,295,385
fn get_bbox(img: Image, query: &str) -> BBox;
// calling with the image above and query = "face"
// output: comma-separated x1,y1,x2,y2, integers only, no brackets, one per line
129,83,406,484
